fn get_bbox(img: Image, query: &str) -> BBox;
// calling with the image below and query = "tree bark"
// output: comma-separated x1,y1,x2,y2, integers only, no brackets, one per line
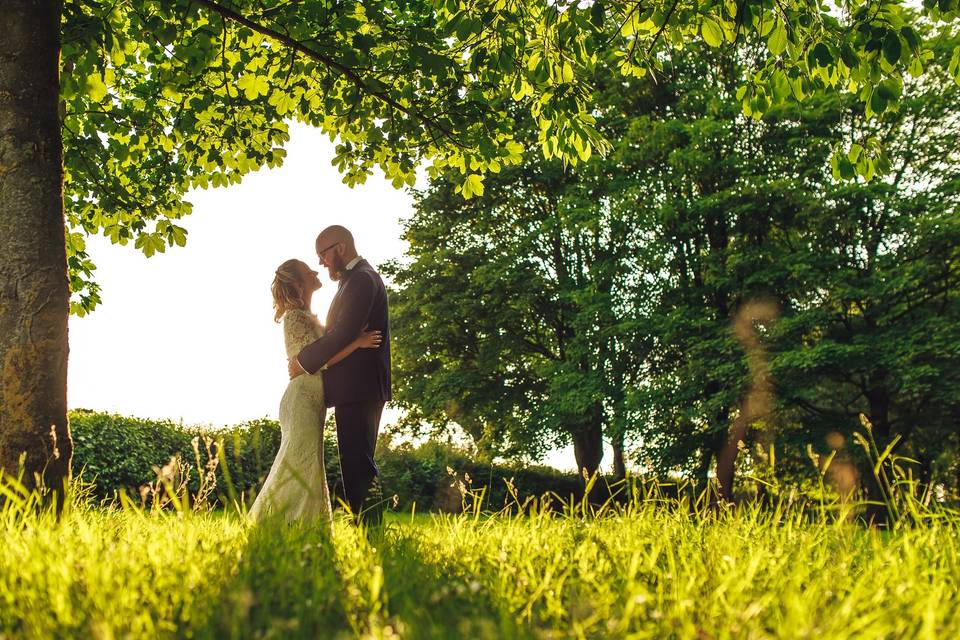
572,404,604,480
612,433,626,481
956,430,960,502
866,383,892,442
863,385,894,525
714,416,747,505
0,0,72,495
714,301,778,505
693,443,713,489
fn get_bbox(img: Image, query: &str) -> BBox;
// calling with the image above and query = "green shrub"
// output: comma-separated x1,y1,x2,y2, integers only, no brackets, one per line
70,409,195,497
374,439,584,511
68,410,583,511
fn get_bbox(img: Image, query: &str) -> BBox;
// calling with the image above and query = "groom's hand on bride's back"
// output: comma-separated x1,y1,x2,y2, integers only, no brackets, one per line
288,356,305,380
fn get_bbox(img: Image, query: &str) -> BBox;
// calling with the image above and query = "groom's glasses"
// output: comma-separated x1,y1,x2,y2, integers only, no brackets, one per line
317,241,341,260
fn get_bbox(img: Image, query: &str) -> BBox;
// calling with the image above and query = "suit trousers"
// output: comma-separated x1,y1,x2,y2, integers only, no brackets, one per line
334,400,384,520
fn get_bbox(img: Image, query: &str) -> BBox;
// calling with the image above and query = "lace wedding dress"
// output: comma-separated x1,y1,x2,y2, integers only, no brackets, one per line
249,309,332,523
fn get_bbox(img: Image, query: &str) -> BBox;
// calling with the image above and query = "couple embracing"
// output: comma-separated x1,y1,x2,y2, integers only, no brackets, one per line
249,225,390,527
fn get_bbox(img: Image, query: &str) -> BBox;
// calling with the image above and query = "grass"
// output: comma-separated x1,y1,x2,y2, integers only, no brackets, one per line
2,482,959,640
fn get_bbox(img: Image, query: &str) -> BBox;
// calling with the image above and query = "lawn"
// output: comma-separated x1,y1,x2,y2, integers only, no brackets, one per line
2,486,959,640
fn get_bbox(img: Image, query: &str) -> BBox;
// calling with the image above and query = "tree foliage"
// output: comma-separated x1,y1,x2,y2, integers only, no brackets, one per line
59,0,960,313
388,25,960,492
384,106,646,474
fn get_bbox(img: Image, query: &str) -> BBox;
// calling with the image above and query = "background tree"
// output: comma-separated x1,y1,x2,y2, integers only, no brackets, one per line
389,23,960,502
585,24,960,504
770,28,960,509
619,51,842,499
385,95,648,477
602,26,960,501
385,43,827,484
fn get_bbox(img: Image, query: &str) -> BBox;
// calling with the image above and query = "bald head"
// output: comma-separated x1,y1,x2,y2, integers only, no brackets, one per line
316,225,358,280
316,225,355,252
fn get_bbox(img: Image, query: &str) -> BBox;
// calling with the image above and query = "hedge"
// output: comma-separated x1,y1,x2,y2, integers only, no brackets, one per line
69,410,585,512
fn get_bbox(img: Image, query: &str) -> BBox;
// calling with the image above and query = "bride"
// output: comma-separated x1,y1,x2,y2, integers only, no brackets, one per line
249,258,381,523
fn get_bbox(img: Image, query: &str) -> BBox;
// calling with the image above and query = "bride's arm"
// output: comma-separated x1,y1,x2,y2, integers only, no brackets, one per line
322,325,382,369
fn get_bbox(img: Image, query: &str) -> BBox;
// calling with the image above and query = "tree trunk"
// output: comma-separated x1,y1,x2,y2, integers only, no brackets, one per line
714,301,778,506
866,385,892,442
572,419,604,505
956,430,960,502
714,416,747,505
863,387,894,525
693,444,713,489
572,401,604,475
0,0,72,496
612,434,626,481
956,448,960,504
572,423,603,478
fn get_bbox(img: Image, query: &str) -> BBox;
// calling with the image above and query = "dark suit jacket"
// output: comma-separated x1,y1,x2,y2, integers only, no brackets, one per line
297,259,391,408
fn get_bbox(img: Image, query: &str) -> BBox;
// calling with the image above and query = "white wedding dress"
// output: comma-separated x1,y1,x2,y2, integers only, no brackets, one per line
249,309,332,524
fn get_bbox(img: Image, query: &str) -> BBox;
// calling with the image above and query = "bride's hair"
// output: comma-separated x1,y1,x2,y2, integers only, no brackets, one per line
271,259,307,322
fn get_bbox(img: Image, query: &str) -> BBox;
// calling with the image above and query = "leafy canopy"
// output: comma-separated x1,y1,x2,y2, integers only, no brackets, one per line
60,0,960,313
386,21,960,481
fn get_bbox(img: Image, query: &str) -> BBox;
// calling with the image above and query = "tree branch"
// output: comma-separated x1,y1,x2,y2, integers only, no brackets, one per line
193,0,463,146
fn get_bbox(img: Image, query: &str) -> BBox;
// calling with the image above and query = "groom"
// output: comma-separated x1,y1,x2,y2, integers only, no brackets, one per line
288,225,391,525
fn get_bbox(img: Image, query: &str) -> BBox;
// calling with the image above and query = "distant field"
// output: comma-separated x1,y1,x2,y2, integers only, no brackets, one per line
1,494,959,639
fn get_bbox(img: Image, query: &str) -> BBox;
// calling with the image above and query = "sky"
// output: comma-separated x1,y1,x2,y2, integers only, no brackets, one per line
68,122,409,428
67,121,596,472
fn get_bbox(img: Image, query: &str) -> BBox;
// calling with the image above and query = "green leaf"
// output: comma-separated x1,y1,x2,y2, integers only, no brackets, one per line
504,140,524,164
839,44,859,70
575,134,591,162
811,43,832,68
757,14,775,37
269,91,295,115
900,26,920,54
790,76,805,100
949,46,960,86
352,34,375,52
769,71,791,102
768,23,787,56
591,1,605,28
870,88,888,116
462,173,484,199
701,17,723,48
237,74,269,100
170,226,187,247
877,77,902,102
830,150,856,180
908,55,924,79
85,73,108,102
883,32,902,66
526,51,542,72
